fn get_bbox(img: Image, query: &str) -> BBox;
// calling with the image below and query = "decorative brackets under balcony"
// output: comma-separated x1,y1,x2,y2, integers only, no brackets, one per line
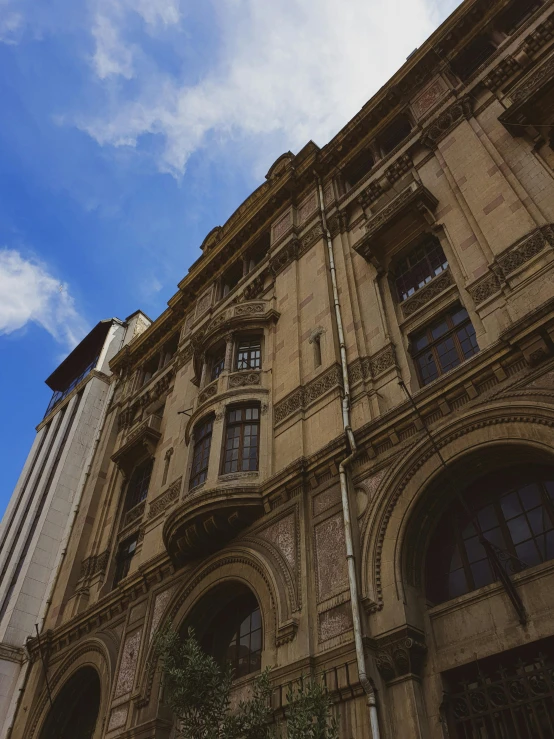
112,413,162,476
163,486,264,565
353,182,438,268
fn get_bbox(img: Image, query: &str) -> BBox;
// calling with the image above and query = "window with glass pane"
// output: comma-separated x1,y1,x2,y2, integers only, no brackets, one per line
222,406,259,474
113,535,138,587
210,349,226,381
225,600,262,678
236,338,261,370
126,458,153,510
395,238,448,302
412,306,478,386
425,466,554,604
190,416,214,488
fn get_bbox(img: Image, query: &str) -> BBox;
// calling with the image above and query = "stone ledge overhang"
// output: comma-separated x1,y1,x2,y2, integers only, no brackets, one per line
163,486,264,565
499,53,554,135
353,181,438,265
112,414,162,476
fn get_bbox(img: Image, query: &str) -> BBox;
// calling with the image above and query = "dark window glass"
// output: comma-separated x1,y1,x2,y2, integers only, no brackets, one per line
395,239,448,302
113,536,138,587
412,307,478,386
126,458,153,510
222,406,260,474
343,148,375,190
210,350,226,381
190,416,214,489
425,466,554,604
380,115,412,155
451,36,496,81
236,338,261,370
200,591,262,679
498,0,541,34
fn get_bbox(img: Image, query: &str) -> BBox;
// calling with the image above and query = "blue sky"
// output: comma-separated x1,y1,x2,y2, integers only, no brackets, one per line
0,0,461,517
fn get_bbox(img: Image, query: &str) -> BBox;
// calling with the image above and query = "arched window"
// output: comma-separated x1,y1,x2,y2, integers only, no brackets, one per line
125,458,153,510
187,584,263,679
39,667,101,739
425,466,554,604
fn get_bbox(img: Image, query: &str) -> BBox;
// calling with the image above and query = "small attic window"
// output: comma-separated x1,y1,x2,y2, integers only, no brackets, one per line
246,232,270,273
221,261,243,298
379,115,413,156
161,332,179,367
450,36,496,81
343,148,375,190
497,0,542,34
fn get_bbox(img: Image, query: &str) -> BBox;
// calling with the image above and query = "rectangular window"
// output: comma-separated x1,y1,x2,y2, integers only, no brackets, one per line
210,350,226,382
395,238,448,302
113,536,138,587
190,416,214,488
126,458,153,511
412,306,478,386
222,406,260,474
236,338,261,371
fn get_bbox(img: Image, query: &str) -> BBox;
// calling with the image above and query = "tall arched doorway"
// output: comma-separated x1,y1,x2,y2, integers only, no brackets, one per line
183,582,263,679
39,666,101,739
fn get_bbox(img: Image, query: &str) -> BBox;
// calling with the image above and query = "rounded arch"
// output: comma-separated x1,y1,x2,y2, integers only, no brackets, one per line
38,667,100,739
361,403,554,615
29,638,112,739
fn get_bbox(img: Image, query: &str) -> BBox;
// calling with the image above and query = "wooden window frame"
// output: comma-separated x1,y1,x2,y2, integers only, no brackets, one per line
411,306,478,387
125,458,153,511
235,337,262,371
394,237,448,302
221,405,260,475
113,535,138,587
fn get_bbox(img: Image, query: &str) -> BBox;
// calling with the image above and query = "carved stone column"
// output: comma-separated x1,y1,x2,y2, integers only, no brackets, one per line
224,333,234,372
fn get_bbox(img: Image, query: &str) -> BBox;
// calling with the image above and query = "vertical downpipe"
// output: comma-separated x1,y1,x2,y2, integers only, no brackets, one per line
315,174,381,738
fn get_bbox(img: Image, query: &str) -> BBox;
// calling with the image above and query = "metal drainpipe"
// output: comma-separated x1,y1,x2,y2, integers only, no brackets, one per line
315,174,381,739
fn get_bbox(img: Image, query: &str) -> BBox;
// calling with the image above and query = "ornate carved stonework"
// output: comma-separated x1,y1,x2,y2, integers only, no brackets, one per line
411,76,449,119
319,602,353,641
258,512,297,573
234,302,265,317
198,381,218,405
228,371,261,388
496,225,553,277
298,192,317,224
482,54,520,91
374,627,427,682
80,549,110,580
314,512,348,601
420,96,473,150
274,364,343,425
273,210,293,241
149,587,174,643
115,629,142,698
148,477,182,519
123,500,146,529
468,271,502,306
401,268,454,317
107,705,128,732
299,222,324,256
369,344,397,377
270,239,299,276
385,153,413,184
511,53,554,105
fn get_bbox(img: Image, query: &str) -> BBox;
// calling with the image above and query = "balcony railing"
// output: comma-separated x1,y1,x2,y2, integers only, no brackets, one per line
44,356,99,418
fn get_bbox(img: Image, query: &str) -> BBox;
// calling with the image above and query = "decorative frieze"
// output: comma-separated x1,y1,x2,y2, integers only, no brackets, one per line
420,96,473,150
148,477,182,519
270,238,299,276
234,302,265,317
411,76,449,120
123,500,146,529
198,381,218,405
401,268,454,318
374,627,427,682
369,344,397,377
314,512,348,601
385,153,413,184
228,371,261,388
298,193,317,224
319,602,353,641
114,628,143,698
468,271,502,306
496,225,553,277
482,54,520,91
274,364,343,425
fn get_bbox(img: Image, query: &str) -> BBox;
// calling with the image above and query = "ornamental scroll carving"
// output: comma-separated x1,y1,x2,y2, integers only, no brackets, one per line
420,96,473,150
198,382,218,405
510,53,554,105
347,344,397,386
274,364,343,425
401,269,453,317
374,628,427,683
149,477,182,519
496,225,553,277
80,549,110,580
468,271,502,306
270,239,298,276
228,371,261,388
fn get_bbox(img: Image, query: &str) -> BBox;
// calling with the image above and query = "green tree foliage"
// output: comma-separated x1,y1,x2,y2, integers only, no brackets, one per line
152,626,338,739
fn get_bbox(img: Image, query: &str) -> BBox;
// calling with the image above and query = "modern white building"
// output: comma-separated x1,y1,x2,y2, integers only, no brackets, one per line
0,312,151,736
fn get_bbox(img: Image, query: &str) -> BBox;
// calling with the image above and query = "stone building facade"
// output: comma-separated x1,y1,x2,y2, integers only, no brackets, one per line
8,0,554,736
0,313,151,737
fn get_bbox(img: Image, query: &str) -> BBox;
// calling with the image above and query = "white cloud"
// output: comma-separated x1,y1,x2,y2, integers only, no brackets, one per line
0,0,23,44
79,0,461,178
90,0,181,79
0,249,89,349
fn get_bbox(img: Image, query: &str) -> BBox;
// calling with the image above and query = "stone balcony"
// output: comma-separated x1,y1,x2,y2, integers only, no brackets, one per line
163,485,264,565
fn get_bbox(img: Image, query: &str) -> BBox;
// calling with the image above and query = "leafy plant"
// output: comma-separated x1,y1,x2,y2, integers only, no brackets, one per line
152,626,338,739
